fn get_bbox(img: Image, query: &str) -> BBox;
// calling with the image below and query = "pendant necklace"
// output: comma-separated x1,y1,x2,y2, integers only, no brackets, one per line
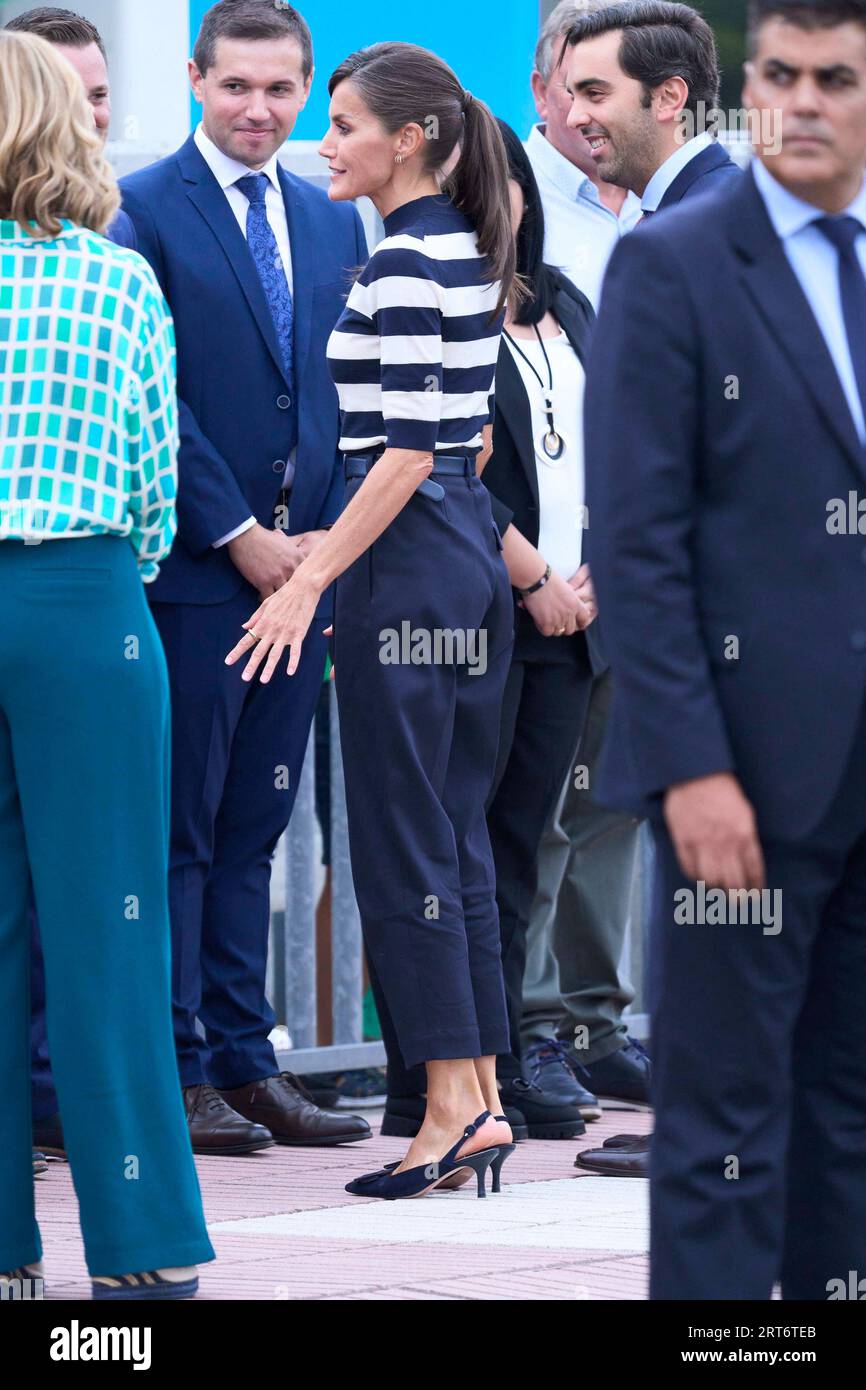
504,323,566,463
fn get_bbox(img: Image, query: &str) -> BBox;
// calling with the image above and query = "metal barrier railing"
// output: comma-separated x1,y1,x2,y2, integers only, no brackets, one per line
270,683,387,1073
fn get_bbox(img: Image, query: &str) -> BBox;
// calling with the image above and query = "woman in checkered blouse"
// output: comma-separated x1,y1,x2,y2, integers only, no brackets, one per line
0,31,213,1301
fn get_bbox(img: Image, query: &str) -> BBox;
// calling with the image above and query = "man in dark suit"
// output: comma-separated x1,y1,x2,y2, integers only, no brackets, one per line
120,0,370,1154
585,0,866,1298
6,5,136,1163
562,1,741,217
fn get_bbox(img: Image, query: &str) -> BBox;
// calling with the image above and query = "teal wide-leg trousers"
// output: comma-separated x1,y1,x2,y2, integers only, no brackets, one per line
0,536,214,1277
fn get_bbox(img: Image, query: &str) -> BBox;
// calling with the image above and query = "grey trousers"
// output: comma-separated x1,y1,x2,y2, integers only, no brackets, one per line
520,669,642,1065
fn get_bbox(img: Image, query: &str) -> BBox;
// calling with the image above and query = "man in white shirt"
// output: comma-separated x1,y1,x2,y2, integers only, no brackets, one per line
527,0,642,310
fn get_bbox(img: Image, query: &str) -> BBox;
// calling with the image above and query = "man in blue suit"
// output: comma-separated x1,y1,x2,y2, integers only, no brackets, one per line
562,2,740,218
6,6,136,1162
121,0,371,1154
585,0,866,1298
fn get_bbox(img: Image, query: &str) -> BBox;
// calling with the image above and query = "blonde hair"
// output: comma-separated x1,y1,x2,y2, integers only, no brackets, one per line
0,30,120,239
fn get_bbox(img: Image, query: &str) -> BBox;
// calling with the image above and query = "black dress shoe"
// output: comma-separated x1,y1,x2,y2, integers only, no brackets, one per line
568,1037,652,1106
32,1112,66,1159
498,1078,586,1140
574,1135,650,1176
218,1072,372,1146
183,1083,275,1156
380,1094,529,1142
33,1150,49,1178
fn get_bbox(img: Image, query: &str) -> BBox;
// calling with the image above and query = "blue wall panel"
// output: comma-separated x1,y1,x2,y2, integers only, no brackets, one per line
189,0,540,143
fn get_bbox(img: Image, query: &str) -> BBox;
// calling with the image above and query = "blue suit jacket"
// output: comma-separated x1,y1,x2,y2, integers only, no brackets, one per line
585,166,866,840
120,135,366,605
655,139,741,211
108,208,137,249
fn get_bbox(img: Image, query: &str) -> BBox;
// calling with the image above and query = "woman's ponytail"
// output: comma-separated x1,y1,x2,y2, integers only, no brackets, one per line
445,92,517,317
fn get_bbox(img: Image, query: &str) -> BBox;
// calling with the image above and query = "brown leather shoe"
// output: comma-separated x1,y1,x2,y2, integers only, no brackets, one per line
183,1083,275,1155
218,1072,372,1146
574,1135,650,1176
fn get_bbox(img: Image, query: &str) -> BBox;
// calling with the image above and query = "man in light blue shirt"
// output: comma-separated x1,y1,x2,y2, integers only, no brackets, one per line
751,156,866,442
527,1,642,310
583,0,866,1299
518,1,648,1136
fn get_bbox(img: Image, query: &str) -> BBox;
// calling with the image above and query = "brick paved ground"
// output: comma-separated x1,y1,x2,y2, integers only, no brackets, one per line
35,1106,652,1301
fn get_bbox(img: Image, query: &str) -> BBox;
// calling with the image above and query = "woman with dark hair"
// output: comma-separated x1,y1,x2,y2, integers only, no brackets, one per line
481,120,603,1132
374,119,603,1146
227,43,528,1198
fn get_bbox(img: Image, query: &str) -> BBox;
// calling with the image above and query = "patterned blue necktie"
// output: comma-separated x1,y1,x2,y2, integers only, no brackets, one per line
815,215,866,441
235,172,294,388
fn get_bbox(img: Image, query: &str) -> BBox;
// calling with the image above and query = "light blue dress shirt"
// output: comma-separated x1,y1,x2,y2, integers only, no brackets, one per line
753,157,866,444
641,131,715,212
526,124,642,310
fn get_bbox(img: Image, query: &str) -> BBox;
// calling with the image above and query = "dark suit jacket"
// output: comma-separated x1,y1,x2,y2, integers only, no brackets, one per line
120,135,366,606
483,269,605,671
585,165,866,840
655,139,741,212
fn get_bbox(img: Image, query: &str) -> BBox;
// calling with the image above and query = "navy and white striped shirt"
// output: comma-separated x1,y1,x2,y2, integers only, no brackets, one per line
326,194,503,455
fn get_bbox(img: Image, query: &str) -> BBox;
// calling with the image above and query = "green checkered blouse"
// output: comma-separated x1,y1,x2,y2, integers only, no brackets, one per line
0,218,178,581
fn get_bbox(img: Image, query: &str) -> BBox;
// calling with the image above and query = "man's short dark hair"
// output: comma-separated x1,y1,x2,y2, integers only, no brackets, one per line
564,1,721,116
4,6,105,58
193,0,313,78
747,0,866,53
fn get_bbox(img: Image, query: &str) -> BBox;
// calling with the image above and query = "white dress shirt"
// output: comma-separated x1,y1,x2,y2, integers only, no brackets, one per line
526,124,642,310
752,158,866,443
641,131,715,214
193,123,295,547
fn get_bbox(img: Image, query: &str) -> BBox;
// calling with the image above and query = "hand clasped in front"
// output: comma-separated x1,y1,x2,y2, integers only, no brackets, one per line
224,570,324,683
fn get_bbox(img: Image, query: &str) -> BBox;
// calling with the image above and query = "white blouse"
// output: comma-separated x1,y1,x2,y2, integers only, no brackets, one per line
504,329,586,579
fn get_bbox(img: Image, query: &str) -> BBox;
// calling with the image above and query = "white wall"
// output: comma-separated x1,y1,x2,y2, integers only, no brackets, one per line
2,0,190,152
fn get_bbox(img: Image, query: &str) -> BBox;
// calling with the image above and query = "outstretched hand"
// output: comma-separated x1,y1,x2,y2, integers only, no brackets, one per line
225,570,323,683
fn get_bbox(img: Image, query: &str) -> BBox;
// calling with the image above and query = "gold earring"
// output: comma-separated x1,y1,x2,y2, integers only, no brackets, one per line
394,154,403,165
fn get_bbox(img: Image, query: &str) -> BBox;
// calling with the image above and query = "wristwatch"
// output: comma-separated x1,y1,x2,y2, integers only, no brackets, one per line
517,563,552,598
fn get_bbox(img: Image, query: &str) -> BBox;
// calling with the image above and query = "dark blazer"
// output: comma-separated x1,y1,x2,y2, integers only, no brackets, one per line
483,269,605,671
656,139,741,212
120,135,366,606
584,165,866,840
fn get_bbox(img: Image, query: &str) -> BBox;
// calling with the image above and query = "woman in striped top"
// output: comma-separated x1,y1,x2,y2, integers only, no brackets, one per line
226,42,521,1199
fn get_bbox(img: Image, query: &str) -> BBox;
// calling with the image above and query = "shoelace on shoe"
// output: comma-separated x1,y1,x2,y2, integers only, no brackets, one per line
276,1071,313,1104
624,1037,650,1062
187,1084,230,1118
527,1038,574,1085
508,1077,544,1097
